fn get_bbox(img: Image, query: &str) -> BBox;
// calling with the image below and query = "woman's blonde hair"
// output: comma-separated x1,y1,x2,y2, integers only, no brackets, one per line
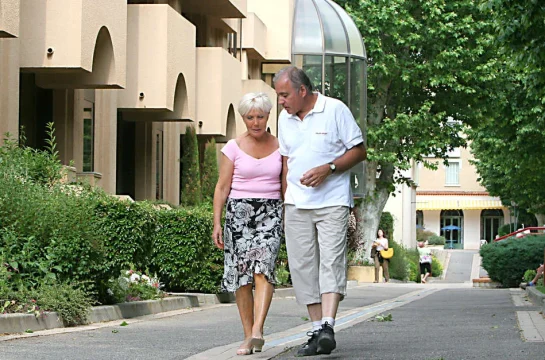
238,92,273,117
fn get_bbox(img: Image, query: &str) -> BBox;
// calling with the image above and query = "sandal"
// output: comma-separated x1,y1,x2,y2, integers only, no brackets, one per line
250,337,265,352
236,339,254,356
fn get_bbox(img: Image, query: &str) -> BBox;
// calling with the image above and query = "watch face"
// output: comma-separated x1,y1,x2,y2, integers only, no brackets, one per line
330,163,336,171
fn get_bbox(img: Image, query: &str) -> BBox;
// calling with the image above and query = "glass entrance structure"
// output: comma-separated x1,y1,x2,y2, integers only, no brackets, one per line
292,0,367,196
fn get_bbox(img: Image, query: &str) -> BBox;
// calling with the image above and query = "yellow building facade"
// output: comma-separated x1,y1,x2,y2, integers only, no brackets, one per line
0,0,295,205
384,144,509,250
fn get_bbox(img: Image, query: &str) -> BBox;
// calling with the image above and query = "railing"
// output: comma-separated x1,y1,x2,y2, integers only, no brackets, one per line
493,227,545,242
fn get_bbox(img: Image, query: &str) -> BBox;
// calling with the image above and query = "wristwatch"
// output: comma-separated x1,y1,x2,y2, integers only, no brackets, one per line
328,162,336,173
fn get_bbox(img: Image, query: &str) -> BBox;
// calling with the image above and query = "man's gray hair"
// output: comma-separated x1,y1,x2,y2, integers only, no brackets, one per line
238,92,273,117
273,66,313,94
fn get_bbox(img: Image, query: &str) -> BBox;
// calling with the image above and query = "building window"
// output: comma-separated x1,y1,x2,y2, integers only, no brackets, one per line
155,131,163,200
445,162,460,186
440,210,463,248
83,103,94,172
416,210,424,229
481,209,504,242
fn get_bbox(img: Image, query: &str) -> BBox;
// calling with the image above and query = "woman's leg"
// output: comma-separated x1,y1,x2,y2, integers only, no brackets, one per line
374,254,380,282
382,259,390,282
252,273,274,339
236,284,254,340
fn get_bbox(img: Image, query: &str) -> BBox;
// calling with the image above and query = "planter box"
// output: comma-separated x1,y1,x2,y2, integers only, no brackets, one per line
347,265,380,283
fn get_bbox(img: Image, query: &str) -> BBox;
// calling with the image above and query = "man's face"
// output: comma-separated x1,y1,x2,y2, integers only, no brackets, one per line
275,76,305,115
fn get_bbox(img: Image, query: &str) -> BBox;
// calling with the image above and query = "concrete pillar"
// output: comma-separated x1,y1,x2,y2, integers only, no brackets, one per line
163,122,180,206
134,121,154,201
94,89,117,194
0,38,20,144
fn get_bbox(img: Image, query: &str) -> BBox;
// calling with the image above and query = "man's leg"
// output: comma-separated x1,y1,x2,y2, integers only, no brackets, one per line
284,205,322,356
315,205,349,355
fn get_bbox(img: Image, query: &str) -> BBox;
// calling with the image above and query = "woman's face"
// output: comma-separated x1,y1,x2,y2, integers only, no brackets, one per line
377,229,383,237
243,108,269,139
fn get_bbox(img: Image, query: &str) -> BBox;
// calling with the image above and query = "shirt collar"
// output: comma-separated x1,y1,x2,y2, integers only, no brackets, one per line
286,92,326,120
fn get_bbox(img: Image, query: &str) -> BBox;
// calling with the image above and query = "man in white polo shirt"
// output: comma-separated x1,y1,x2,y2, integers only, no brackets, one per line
273,66,367,356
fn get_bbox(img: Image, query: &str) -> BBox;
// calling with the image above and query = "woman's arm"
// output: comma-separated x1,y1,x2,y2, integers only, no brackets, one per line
212,154,234,249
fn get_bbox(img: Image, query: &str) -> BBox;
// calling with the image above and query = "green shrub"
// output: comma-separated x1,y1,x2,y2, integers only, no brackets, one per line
33,281,93,326
180,126,202,206
151,206,223,293
201,138,218,203
480,235,545,287
379,212,394,241
388,238,409,281
91,197,157,303
498,223,522,237
416,229,436,242
428,235,446,246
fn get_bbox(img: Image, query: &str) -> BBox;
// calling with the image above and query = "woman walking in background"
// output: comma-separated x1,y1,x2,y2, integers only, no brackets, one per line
212,92,283,355
372,229,390,283
418,241,432,284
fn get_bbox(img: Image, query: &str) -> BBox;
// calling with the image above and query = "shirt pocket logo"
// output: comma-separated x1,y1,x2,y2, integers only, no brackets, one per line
310,131,335,153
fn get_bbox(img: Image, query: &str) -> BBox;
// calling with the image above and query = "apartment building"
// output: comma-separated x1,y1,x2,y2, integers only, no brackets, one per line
0,0,367,206
385,144,509,250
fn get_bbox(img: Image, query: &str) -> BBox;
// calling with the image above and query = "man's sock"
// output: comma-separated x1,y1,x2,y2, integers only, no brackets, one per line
322,317,335,329
312,321,322,332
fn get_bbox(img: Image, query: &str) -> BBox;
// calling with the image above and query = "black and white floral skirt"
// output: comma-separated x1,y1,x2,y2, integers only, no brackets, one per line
222,198,283,292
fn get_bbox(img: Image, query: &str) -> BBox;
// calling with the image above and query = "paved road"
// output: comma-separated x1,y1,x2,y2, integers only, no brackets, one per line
2,252,545,360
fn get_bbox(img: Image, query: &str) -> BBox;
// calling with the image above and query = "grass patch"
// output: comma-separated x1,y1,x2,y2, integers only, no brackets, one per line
536,286,545,294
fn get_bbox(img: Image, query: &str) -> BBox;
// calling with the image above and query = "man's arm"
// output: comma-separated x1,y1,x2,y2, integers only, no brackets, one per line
300,143,366,188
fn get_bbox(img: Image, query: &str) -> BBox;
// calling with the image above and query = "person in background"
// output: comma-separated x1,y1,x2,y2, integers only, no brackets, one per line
212,92,283,356
372,229,390,283
274,66,367,356
418,241,432,284
525,264,544,288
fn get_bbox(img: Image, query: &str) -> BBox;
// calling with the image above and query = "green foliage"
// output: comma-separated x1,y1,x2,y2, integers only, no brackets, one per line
387,238,409,281
181,126,202,206
201,138,219,203
480,235,545,287
523,270,536,284
150,206,223,293
91,198,157,302
428,235,446,246
379,212,394,241
33,281,93,326
416,229,436,243
498,223,521,237
106,270,164,304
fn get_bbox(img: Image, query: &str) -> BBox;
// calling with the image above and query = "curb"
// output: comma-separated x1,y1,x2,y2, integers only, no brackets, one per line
0,295,199,334
171,287,298,306
526,287,545,307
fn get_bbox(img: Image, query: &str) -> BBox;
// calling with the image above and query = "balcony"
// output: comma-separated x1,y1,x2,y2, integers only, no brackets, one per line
117,5,196,122
19,0,126,89
247,0,293,62
0,0,19,38
196,47,241,136
242,80,277,135
182,0,246,18
242,13,267,60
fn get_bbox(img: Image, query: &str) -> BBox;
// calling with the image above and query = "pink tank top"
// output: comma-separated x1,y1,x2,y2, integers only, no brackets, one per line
221,139,282,200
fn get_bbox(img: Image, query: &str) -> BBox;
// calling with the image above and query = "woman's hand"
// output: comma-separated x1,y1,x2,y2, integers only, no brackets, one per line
212,225,224,249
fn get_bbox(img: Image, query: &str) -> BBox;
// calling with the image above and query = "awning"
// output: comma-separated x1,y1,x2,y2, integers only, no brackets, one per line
416,199,504,211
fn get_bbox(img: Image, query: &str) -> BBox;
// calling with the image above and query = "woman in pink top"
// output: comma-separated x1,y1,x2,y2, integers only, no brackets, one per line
212,92,282,355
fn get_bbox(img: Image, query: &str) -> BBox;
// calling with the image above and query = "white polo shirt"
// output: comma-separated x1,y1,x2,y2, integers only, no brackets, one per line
278,93,364,209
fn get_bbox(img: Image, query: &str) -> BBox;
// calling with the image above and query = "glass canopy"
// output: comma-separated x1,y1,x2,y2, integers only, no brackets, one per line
292,0,367,197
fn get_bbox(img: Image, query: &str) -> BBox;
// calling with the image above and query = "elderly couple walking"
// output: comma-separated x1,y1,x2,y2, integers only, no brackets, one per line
212,66,367,356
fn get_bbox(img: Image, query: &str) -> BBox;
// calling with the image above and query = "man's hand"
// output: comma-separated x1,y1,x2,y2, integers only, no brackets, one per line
300,164,331,187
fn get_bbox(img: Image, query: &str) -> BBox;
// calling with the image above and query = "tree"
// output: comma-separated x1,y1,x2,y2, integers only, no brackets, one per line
340,0,503,257
469,1,545,223
201,138,219,203
180,126,202,206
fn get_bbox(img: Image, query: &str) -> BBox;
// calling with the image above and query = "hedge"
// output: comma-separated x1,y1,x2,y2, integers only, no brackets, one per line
480,235,545,287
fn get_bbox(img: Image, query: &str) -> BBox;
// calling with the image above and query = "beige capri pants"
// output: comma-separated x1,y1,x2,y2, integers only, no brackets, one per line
284,205,349,305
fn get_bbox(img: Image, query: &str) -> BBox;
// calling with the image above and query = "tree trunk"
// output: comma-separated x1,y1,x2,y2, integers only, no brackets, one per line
535,213,545,227
355,160,393,261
